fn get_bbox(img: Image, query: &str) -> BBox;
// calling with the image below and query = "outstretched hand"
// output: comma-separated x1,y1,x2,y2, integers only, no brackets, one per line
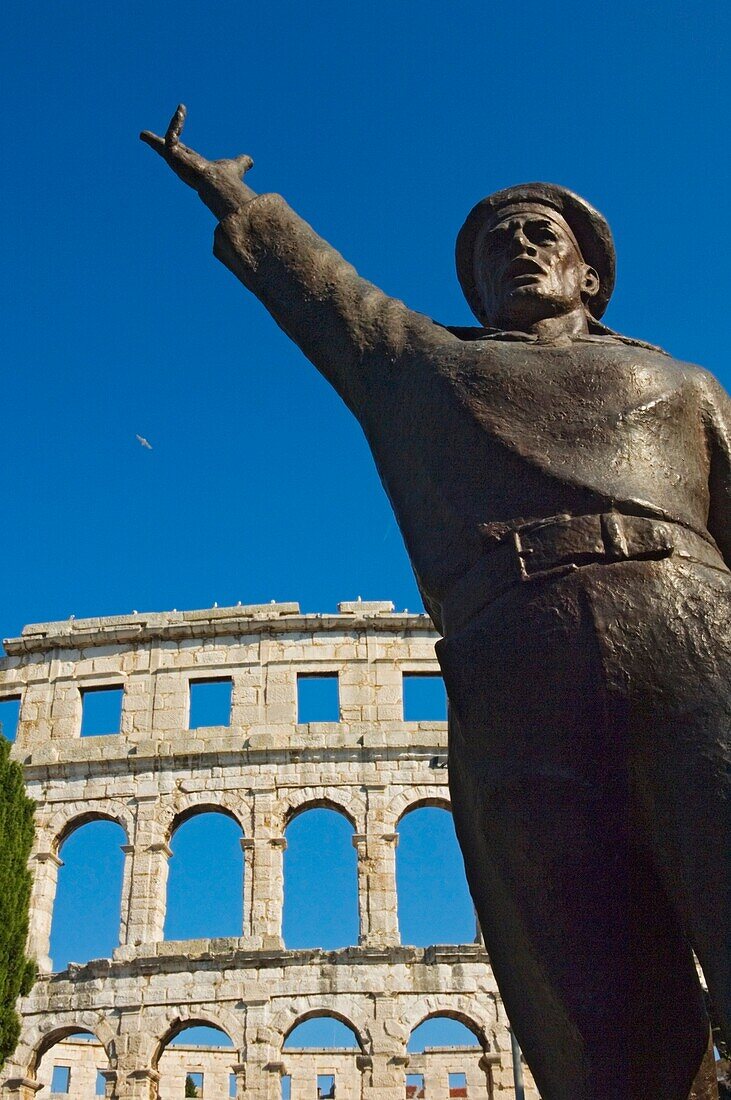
140,105,255,220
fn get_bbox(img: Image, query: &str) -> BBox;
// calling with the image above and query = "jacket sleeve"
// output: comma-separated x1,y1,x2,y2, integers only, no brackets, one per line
212,193,446,415
699,370,731,568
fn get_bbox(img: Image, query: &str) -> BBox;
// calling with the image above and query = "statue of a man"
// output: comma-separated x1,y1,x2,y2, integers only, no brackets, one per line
142,107,731,1100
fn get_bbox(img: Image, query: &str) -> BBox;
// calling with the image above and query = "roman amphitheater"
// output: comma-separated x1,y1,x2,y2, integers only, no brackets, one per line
0,601,539,1100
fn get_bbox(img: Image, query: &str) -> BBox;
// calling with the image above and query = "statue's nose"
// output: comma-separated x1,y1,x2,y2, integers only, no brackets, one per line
507,228,537,257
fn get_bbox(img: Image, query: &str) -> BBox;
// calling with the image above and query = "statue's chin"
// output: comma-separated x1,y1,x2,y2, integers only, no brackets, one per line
498,287,574,328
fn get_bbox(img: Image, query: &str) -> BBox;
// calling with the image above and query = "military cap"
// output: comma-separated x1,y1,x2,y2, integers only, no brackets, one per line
455,182,616,324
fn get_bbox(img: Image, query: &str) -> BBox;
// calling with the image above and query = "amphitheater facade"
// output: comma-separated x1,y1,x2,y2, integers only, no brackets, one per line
0,601,538,1100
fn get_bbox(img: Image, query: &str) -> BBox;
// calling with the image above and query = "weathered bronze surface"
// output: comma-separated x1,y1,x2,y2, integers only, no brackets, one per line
141,107,730,1100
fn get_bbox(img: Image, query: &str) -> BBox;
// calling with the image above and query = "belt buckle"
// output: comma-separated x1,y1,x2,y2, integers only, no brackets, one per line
512,528,579,583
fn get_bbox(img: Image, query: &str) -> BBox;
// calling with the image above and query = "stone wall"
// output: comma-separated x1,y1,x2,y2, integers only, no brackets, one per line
0,602,538,1100
36,1038,491,1100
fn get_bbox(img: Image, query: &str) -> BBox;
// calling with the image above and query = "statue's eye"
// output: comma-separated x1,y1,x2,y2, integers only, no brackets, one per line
527,224,557,246
484,228,509,254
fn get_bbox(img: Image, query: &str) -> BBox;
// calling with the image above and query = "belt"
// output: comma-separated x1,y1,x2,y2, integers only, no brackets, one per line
440,512,727,636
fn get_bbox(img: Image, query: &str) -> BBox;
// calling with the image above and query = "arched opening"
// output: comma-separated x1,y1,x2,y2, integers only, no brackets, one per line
283,1014,361,1100
407,1016,484,1100
396,805,474,946
157,1023,236,1100
35,1029,110,1100
283,1014,361,1050
50,818,127,970
165,810,244,941
283,806,358,949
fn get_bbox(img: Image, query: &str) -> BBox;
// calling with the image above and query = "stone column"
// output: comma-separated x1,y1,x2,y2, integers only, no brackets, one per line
118,844,135,946
242,837,286,950
361,1001,409,1100
477,1054,500,1099
229,1063,247,1100
240,1002,281,1100
1,1079,42,1100
385,1054,410,1100
352,833,400,946
235,1046,279,1100
120,797,170,946
260,1061,287,1100
26,849,63,972
360,1052,408,1100
243,790,286,950
116,1069,159,1100
241,838,256,944
99,1070,119,1100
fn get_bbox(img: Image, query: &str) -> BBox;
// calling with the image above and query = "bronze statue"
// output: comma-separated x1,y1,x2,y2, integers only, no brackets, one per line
141,107,731,1100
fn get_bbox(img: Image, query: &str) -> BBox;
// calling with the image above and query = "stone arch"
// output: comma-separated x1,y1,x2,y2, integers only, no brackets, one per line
283,794,358,832
166,797,247,843
280,1009,366,1053
279,786,365,833
18,1014,118,1080
152,1014,240,1069
50,803,132,853
390,789,452,831
403,998,499,1050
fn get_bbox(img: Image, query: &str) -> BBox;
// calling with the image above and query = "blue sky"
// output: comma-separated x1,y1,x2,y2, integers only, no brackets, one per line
4,0,731,1064
2,0,730,639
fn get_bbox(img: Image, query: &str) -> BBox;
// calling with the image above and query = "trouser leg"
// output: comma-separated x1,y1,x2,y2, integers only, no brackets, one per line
635,707,731,1052
449,733,709,1100
438,566,721,1100
588,559,731,1051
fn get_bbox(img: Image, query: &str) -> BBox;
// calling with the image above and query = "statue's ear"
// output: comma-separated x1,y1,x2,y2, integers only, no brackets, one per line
582,265,600,302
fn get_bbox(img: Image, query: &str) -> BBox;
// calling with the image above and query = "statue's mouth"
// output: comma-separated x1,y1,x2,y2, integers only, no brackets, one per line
505,258,546,283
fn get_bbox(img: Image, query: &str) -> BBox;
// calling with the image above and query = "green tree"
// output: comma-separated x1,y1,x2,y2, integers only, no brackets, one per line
185,1075,200,1098
0,730,35,1070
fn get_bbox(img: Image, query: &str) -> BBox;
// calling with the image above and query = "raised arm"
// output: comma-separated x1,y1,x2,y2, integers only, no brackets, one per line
141,107,441,412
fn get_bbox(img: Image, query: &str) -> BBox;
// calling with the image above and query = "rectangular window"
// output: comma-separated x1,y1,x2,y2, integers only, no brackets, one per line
96,1071,107,1097
448,1072,467,1098
50,1066,71,1095
317,1075,335,1100
406,1074,425,1099
188,678,232,729
402,673,447,721
297,674,339,723
80,686,123,737
228,1074,237,1099
280,1075,291,1100
185,1072,204,1098
0,696,21,742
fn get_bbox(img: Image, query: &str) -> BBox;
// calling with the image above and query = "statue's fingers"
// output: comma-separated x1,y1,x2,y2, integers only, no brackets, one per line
140,130,166,152
172,141,209,171
165,104,187,147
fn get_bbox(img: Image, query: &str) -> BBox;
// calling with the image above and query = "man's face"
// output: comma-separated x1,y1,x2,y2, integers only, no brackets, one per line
474,204,598,330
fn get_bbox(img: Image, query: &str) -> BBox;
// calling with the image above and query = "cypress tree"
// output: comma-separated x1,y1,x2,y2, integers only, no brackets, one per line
0,730,35,1070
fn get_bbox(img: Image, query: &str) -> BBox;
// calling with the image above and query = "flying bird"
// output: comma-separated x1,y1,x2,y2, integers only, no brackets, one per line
136,434,153,450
